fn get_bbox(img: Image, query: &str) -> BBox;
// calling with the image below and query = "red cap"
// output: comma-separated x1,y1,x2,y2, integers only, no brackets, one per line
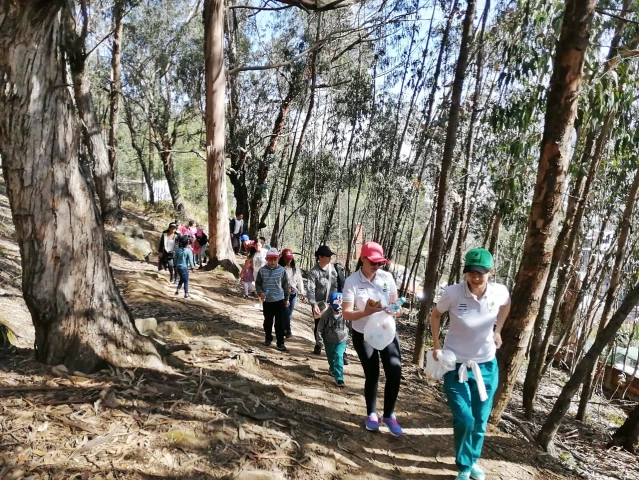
281,248,294,260
360,242,388,264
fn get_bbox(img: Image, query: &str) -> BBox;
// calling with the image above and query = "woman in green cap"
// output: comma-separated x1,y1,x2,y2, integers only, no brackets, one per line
430,248,510,480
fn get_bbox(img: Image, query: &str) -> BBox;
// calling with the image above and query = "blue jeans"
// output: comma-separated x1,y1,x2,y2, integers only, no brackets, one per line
176,266,189,294
284,293,297,335
325,341,347,381
443,358,498,473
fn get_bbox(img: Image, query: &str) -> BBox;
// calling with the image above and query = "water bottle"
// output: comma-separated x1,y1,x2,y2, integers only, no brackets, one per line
386,297,406,313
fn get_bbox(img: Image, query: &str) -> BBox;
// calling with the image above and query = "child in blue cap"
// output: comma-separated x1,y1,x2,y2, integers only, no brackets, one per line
318,292,349,387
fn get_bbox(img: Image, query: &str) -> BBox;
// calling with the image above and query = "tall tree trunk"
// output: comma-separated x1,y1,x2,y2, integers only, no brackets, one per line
451,0,490,283
577,167,639,420
123,100,155,205
537,282,639,450
490,0,596,423
413,0,476,367
248,81,298,237
225,4,249,221
158,134,187,217
107,0,124,209
204,0,239,275
0,1,162,373
63,8,121,225
271,25,320,247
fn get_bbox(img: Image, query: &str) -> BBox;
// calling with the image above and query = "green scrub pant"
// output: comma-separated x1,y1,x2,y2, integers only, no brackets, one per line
443,357,498,473
324,341,347,381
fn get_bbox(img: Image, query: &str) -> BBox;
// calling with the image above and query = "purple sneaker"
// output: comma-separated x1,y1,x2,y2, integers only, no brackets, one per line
382,414,404,436
365,413,379,432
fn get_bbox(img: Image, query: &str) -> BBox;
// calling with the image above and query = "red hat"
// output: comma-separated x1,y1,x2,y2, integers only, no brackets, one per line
360,242,388,264
281,248,294,260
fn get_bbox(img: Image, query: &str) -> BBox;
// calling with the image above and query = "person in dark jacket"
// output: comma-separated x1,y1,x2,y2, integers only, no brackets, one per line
158,222,180,283
318,292,348,387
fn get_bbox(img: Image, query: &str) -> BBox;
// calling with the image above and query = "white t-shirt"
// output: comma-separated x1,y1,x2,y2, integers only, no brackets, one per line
436,281,510,363
252,249,266,272
233,218,243,235
164,234,176,253
342,269,397,334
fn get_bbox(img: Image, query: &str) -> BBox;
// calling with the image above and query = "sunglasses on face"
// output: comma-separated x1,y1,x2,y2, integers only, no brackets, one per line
366,259,385,267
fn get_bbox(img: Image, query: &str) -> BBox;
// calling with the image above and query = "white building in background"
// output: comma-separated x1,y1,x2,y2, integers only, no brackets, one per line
119,179,172,203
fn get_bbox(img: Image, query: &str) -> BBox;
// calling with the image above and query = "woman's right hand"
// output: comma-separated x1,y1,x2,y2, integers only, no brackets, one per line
363,302,384,316
432,344,442,361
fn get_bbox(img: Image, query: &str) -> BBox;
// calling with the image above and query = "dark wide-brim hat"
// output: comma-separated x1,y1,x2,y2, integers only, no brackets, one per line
315,245,335,257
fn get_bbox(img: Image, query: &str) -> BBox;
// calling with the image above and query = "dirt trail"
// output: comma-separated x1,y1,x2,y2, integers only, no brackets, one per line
0,193,581,479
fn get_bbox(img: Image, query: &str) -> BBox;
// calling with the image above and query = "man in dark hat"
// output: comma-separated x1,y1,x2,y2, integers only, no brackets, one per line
307,245,339,355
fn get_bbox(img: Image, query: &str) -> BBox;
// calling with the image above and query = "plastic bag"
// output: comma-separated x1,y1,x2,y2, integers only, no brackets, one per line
363,311,396,350
424,349,457,380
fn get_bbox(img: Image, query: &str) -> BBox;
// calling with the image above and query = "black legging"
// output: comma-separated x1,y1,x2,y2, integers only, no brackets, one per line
352,330,402,418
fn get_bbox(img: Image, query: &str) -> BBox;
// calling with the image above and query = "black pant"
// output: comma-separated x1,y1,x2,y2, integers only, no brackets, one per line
263,299,286,346
352,330,402,418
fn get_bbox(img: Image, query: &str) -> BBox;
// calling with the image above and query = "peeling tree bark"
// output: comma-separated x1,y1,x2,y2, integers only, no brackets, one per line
0,1,163,373
204,0,239,275
490,0,596,424
413,0,476,367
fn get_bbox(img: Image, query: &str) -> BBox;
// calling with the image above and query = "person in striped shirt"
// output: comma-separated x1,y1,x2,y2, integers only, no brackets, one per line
256,248,290,351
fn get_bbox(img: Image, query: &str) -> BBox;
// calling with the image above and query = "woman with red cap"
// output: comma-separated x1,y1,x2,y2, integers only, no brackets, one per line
342,241,404,435
279,248,305,338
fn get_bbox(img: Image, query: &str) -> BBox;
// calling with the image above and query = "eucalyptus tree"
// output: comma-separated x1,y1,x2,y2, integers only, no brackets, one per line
121,0,204,217
64,0,123,224
413,0,477,367
490,0,597,423
0,1,164,372
523,1,639,418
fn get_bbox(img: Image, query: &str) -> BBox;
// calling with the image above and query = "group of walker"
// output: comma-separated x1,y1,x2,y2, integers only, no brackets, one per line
157,220,208,299
166,212,511,480
251,239,510,480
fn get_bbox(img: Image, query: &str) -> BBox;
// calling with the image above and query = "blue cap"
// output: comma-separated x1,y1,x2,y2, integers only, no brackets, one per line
330,292,342,312
241,234,250,241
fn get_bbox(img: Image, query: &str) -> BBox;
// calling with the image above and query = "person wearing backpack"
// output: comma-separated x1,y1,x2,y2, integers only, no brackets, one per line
318,292,348,387
158,222,180,283
307,245,339,355
230,213,244,254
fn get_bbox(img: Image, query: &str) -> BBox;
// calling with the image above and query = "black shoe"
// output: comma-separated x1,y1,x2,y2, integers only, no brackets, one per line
335,379,345,388
276,344,287,352
329,368,336,377
313,345,322,355
263,340,272,347
285,331,292,339
343,353,350,365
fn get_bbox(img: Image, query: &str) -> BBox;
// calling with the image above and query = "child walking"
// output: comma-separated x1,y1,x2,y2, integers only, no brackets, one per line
240,247,257,299
255,248,290,351
174,236,195,299
318,292,348,387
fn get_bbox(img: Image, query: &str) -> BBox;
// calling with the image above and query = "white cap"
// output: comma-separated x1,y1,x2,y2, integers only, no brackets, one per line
265,247,280,258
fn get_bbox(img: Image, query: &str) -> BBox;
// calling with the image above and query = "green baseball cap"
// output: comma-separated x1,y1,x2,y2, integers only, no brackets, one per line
463,248,493,274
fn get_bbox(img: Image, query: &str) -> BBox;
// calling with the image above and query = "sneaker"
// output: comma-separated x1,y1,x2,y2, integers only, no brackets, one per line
285,331,292,339
335,379,345,387
263,340,272,347
382,414,404,436
365,413,379,432
470,464,485,480
276,344,287,352
313,345,322,355
343,353,350,365
175,290,179,295
328,368,336,377
456,472,471,480
243,294,249,299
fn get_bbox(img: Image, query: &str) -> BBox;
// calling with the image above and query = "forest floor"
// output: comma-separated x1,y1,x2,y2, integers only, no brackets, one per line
0,190,638,480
